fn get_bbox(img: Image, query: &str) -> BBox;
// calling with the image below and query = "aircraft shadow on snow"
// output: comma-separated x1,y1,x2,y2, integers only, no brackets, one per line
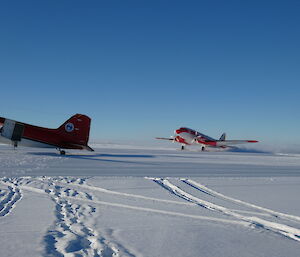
28,152,156,165
227,147,272,154
162,148,271,159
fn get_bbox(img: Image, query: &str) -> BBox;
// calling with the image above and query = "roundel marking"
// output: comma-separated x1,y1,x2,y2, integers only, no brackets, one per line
65,123,74,132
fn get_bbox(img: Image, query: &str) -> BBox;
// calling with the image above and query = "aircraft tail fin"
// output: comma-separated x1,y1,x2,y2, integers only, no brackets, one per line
219,133,226,141
57,114,92,147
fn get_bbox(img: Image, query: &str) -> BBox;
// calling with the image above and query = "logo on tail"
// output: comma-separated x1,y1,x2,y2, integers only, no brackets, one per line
65,123,74,132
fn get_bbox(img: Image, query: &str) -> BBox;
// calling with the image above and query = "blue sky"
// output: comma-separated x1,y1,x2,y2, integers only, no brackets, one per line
0,0,299,144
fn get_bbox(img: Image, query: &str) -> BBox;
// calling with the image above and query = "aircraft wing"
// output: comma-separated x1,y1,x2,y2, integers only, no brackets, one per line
216,140,258,147
155,137,174,141
68,143,95,151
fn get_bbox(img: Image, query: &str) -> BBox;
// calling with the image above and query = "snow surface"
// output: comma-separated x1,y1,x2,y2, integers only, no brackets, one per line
1,145,300,256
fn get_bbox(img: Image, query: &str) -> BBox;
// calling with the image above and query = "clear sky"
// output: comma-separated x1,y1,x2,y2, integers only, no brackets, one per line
0,0,299,145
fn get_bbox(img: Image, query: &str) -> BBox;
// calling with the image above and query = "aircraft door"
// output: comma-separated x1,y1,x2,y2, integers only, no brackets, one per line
1,119,24,142
12,123,24,141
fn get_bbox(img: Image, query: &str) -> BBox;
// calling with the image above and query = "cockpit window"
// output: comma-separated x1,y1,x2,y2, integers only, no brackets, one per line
179,127,188,133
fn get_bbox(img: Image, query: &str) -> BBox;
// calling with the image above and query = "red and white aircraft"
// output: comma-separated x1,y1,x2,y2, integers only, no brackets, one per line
156,127,258,151
0,114,94,155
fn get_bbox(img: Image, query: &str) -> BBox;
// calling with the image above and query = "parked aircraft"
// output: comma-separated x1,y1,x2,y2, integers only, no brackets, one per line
156,127,258,151
0,114,94,155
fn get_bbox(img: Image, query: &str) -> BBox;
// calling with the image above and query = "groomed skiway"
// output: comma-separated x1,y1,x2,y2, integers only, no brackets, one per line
1,145,300,257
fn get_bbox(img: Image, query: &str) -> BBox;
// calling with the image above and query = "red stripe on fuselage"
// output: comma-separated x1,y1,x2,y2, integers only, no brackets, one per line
196,139,217,146
22,124,83,150
175,136,190,145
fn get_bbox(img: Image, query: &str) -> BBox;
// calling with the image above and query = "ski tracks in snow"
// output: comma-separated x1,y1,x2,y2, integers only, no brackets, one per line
2,175,300,256
149,177,300,242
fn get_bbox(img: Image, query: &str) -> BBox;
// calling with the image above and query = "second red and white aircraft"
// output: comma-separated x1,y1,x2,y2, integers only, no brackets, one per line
156,127,258,151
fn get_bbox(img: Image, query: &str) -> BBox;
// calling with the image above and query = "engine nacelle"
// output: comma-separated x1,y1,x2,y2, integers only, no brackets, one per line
193,136,204,144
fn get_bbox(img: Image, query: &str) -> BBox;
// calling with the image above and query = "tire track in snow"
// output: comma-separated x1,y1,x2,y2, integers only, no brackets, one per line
23,177,269,221
53,179,194,206
182,179,300,223
151,178,300,242
41,177,271,218
21,185,246,226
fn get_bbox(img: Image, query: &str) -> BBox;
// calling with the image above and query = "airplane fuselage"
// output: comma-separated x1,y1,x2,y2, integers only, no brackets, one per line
0,114,94,153
174,127,217,147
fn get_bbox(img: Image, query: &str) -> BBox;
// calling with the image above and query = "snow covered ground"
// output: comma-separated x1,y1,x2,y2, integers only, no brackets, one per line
1,144,300,256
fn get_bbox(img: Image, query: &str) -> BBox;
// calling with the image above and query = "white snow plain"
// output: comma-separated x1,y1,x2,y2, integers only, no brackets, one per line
1,144,300,257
